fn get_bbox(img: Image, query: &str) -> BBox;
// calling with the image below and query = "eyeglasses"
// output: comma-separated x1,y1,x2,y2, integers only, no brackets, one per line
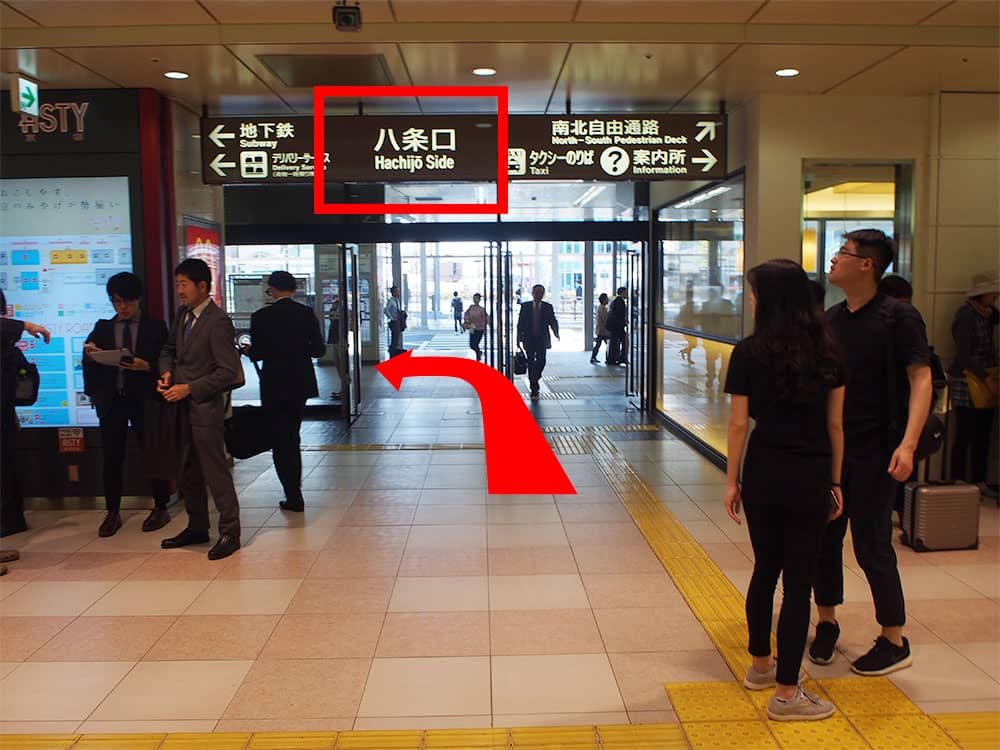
110,297,134,307
835,247,868,261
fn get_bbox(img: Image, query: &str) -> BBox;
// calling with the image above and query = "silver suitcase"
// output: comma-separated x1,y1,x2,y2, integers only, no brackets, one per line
901,481,979,552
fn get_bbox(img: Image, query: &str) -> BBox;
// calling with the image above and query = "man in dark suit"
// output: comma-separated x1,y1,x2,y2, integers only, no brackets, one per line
158,258,244,561
516,284,559,400
607,286,629,366
245,271,326,512
83,272,171,537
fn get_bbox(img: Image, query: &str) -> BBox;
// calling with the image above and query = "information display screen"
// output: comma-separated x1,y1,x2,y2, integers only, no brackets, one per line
0,176,133,428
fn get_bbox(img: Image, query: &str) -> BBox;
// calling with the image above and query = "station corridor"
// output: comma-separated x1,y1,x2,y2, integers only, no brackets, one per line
0,354,997,749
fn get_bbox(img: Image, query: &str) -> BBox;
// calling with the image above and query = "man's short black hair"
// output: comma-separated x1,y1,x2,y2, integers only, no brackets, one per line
267,271,296,292
843,228,896,279
106,271,143,301
175,258,212,289
877,274,913,301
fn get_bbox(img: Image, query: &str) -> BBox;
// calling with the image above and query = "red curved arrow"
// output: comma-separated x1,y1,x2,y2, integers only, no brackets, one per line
375,351,576,495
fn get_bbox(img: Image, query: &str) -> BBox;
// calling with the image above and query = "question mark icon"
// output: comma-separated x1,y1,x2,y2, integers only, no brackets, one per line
600,147,630,176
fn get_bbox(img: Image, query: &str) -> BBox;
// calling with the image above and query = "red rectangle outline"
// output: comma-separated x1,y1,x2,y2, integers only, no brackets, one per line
313,85,508,215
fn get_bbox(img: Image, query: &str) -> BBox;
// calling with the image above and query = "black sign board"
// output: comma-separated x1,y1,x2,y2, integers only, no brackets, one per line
200,115,498,185
1,89,140,155
201,112,726,184
507,114,726,181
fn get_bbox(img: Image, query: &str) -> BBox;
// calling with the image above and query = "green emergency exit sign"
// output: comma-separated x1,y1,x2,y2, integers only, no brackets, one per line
12,75,39,117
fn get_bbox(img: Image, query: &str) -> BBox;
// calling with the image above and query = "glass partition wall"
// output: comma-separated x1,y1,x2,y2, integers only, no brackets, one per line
655,174,744,455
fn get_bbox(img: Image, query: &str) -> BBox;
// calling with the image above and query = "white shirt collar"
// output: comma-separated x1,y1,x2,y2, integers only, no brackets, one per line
189,298,211,320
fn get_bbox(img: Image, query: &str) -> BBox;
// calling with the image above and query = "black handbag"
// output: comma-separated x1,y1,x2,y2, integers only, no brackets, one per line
513,348,527,375
143,396,186,480
12,346,39,406
224,357,272,459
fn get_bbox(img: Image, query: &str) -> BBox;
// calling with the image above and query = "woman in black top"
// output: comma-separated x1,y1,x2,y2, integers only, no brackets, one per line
724,259,845,721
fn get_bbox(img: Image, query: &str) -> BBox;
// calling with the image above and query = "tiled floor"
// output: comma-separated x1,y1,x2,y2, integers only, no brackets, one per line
1,352,998,737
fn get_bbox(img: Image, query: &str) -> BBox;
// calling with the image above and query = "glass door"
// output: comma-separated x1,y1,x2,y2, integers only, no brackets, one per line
626,242,647,405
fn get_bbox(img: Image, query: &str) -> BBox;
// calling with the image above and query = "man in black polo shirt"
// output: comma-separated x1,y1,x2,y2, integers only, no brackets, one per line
809,229,932,676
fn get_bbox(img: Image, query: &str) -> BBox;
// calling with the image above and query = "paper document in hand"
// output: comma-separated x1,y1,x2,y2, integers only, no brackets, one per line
87,348,131,366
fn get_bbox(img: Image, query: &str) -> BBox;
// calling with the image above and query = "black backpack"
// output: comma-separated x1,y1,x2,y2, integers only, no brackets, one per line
12,345,39,406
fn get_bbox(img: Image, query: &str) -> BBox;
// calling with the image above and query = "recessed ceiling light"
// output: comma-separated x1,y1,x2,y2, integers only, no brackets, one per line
191,134,200,138
775,68,800,78
164,71,189,80
472,67,497,77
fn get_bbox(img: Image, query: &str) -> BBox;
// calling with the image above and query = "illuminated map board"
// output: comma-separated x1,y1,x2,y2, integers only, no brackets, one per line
0,176,133,428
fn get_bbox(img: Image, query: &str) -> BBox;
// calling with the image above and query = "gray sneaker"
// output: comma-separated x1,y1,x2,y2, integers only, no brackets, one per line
767,686,835,722
743,664,804,690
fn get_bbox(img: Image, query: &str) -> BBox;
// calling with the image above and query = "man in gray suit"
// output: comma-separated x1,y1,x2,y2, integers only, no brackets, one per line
158,258,245,560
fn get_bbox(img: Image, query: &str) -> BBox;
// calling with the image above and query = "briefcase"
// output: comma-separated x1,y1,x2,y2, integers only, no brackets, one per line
143,397,185,480
901,481,980,552
513,350,527,375
224,405,272,459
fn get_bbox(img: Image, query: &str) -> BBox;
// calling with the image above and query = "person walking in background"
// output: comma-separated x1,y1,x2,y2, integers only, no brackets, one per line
517,284,559,400
158,259,245,561
810,229,932,676
463,292,489,362
675,283,698,364
724,259,844,721
385,285,405,358
0,290,49,574
607,286,628,366
591,292,610,364
451,291,464,333
83,272,171,538
245,271,326,513
948,272,998,495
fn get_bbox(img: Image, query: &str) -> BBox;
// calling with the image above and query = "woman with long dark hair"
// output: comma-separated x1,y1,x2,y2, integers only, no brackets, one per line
723,259,845,721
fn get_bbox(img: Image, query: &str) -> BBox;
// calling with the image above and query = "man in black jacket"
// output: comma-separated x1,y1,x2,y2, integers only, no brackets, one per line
607,286,628,366
246,272,326,512
516,284,559,400
84,273,171,537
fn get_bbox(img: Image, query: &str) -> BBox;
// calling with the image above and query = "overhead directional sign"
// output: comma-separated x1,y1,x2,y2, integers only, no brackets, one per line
11,75,39,117
200,112,726,184
506,113,726,181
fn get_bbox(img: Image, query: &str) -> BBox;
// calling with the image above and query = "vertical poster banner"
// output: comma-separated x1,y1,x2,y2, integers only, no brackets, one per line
183,217,223,308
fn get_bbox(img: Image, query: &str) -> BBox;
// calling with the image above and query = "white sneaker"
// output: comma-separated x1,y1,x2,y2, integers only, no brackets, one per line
767,686,835,722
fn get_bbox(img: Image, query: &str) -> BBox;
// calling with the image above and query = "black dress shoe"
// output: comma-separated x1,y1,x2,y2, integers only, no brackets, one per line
98,512,123,538
0,519,28,538
208,535,240,560
161,528,210,549
142,508,171,532
279,500,305,512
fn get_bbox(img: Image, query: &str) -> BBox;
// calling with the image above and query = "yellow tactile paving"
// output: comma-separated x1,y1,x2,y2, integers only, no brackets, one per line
423,728,508,748
818,677,922,718
767,715,869,750
0,738,79,750
597,723,687,749
666,682,759,722
932,712,1000,749
160,734,252,750
247,733,338,749
681,719,778,749
73,736,164,750
507,726,598,748
333,731,422,749
851,714,960,749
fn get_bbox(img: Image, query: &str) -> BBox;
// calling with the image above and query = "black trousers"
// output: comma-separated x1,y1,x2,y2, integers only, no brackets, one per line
469,330,484,361
524,336,547,392
814,433,905,627
388,321,404,357
99,396,171,513
591,336,609,361
453,313,463,332
608,331,627,364
0,406,25,536
268,399,306,504
951,406,995,483
744,493,829,686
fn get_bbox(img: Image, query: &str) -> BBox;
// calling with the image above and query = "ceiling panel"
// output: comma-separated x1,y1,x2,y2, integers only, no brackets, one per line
228,42,419,114
398,42,569,112
921,0,1000,25
576,0,764,23
201,0,395,24
1,47,117,87
829,45,999,94
391,0,576,22
57,45,292,114
0,2,39,27
6,0,215,26
678,43,904,109
553,42,739,113
751,0,948,25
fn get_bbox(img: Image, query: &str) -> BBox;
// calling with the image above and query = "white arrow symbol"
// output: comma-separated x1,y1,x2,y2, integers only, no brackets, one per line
692,149,718,172
208,124,235,148
210,153,236,176
695,121,717,142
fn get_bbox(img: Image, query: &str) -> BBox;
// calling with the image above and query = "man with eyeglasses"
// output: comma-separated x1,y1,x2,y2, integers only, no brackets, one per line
809,229,932,677
84,272,171,537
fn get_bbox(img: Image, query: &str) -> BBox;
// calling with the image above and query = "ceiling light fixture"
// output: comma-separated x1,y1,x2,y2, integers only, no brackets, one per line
472,67,497,77
673,185,731,209
572,184,608,207
775,68,800,78
164,71,189,80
